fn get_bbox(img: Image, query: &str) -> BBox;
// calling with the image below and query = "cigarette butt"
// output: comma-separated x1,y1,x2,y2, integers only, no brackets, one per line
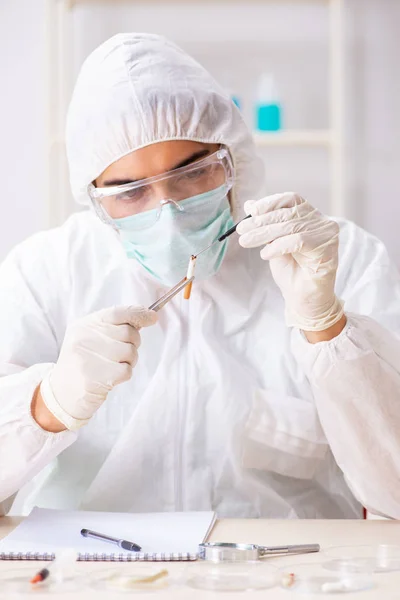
281,573,296,588
184,255,196,300
30,574,43,584
134,569,169,584
184,280,193,300
107,569,169,590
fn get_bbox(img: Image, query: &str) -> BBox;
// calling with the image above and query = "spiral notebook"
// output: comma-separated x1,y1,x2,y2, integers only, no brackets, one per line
0,507,216,562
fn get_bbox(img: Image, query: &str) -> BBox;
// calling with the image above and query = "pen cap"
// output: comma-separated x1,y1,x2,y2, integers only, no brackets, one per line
120,540,142,552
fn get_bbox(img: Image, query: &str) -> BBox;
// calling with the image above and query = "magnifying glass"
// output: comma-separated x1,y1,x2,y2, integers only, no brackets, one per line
199,542,320,563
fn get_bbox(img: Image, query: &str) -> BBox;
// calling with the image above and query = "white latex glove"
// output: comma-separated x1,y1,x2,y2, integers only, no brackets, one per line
40,306,158,431
237,192,344,331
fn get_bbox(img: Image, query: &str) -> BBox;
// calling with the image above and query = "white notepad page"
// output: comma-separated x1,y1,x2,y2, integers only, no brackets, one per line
0,507,216,555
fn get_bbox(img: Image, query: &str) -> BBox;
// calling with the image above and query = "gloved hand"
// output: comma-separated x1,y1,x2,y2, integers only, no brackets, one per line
40,306,158,431
237,192,344,332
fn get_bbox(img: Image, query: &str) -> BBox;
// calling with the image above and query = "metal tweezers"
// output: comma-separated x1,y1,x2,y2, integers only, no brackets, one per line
148,277,194,312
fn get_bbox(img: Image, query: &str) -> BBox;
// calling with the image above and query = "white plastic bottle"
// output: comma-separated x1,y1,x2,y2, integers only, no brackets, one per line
255,73,282,131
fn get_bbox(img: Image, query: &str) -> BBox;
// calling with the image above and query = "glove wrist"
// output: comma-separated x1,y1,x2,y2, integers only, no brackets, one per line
40,373,90,431
285,296,345,332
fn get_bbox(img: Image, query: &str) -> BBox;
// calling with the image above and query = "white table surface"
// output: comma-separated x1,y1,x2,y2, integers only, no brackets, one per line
1,516,400,598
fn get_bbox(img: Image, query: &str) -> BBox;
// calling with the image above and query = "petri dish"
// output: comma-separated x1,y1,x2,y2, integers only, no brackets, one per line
278,562,373,594
0,566,84,595
323,545,400,574
86,564,173,593
184,561,277,592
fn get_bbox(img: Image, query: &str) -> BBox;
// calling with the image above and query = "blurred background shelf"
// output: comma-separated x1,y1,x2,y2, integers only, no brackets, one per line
51,130,334,150
2,0,399,263
69,0,331,5
253,130,333,147
45,0,345,225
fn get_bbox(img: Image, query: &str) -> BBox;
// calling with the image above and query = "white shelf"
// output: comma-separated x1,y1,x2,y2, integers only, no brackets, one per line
46,0,345,221
69,0,329,5
50,131,333,149
253,130,333,147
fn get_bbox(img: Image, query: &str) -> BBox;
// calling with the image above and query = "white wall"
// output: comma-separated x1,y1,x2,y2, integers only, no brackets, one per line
346,0,400,255
0,0,399,261
0,0,48,259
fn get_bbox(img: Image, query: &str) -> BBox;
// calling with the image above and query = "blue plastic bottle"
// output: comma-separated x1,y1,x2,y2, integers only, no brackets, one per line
255,73,282,132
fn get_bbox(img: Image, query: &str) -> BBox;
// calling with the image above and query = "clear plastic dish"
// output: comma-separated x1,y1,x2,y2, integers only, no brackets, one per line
323,545,400,574
0,566,83,595
278,562,373,594
86,565,173,593
184,561,277,592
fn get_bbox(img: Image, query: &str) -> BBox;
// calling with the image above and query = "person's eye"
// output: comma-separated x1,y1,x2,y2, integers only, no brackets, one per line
117,188,146,203
180,167,209,182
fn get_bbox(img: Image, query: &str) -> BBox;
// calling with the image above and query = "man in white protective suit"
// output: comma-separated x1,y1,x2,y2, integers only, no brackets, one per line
1,33,400,519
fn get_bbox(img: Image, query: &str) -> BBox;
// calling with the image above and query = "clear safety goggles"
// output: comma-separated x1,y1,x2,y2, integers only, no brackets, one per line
88,147,234,229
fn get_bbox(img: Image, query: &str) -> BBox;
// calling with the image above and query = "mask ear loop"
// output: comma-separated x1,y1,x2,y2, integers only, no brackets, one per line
220,147,236,219
214,146,234,215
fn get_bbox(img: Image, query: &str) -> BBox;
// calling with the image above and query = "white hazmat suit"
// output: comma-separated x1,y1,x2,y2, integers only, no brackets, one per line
1,34,400,519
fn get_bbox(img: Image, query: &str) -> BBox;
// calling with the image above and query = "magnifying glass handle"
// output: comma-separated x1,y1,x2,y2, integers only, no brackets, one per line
259,543,320,556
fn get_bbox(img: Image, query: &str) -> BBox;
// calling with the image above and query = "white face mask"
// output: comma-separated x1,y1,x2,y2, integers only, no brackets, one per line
113,185,234,286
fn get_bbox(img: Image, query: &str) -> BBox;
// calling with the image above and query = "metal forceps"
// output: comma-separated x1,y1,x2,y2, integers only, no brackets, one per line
148,277,195,312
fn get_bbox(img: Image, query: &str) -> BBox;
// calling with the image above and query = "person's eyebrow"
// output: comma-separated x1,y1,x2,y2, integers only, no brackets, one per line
172,149,210,170
101,149,211,187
